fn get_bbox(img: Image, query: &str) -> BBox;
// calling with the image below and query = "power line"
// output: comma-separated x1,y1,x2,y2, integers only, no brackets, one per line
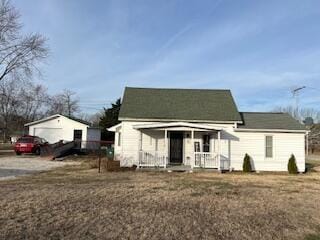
306,86,320,92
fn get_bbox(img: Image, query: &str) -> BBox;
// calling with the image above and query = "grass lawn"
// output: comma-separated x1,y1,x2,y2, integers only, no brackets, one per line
0,158,320,240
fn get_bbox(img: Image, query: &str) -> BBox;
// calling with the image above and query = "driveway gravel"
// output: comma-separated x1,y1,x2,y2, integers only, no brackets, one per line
0,156,75,180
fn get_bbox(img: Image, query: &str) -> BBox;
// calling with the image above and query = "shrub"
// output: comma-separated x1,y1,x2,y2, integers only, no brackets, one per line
243,153,252,172
288,154,298,174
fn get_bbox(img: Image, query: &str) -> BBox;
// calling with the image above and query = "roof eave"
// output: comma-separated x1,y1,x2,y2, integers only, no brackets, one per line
132,122,223,131
25,114,90,127
24,114,62,127
107,123,122,132
234,128,307,133
119,117,243,124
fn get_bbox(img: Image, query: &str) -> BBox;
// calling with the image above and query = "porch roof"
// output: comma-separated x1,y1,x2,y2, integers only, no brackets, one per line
107,123,122,132
132,122,222,131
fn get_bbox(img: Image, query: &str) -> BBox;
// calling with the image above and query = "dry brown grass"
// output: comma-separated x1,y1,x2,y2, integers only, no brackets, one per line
0,160,320,240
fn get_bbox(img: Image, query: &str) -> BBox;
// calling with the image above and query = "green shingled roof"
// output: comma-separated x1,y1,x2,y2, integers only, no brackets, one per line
238,112,306,130
119,87,242,122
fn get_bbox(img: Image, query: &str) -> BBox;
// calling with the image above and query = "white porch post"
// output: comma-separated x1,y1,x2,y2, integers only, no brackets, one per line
306,132,309,156
138,131,142,168
217,131,221,172
164,129,168,168
191,130,194,169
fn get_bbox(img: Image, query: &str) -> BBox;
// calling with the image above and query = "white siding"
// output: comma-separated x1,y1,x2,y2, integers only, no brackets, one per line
34,128,63,143
114,120,306,172
28,116,88,144
224,130,305,172
118,121,140,166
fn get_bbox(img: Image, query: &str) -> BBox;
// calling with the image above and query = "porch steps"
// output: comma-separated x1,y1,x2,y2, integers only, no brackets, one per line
167,165,192,172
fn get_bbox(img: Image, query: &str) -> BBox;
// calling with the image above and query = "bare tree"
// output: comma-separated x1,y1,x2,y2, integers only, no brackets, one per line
47,89,79,117
19,83,48,121
0,77,21,140
273,105,320,123
0,76,50,141
63,90,79,116
0,0,48,82
77,112,102,126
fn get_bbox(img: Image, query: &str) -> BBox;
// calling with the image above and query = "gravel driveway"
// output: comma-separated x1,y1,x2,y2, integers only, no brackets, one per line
0,156,75,180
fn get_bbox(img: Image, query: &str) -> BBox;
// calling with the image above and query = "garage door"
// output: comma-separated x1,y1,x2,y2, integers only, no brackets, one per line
34,128,63,144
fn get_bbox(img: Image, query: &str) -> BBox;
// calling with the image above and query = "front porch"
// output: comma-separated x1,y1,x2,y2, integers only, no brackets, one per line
133,122,230,171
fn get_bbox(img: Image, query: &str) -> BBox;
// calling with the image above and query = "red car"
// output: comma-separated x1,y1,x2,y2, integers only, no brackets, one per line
14,136,48,155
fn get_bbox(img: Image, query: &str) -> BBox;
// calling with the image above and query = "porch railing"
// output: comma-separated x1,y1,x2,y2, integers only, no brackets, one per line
138,150,229,170
194,152,219,168
138,150,167,168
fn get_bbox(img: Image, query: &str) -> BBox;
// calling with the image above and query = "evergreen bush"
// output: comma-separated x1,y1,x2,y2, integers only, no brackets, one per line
243,153,252,172
288,154,298,174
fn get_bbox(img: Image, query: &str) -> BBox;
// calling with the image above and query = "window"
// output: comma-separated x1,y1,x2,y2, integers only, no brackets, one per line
194,142,200,152
118,132,121,146
202,135,210,152
265,136,273,158
73,130,82,140
17,137,33,143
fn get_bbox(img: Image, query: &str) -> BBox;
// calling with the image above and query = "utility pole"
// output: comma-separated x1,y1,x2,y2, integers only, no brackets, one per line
291,86,306,120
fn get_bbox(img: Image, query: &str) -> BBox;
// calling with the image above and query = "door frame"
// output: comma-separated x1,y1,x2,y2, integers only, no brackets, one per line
168,131,184,165
73,129,83,149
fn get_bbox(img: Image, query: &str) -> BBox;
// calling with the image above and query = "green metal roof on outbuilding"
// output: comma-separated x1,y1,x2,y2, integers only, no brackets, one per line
119,87,242,122
238,112,306,130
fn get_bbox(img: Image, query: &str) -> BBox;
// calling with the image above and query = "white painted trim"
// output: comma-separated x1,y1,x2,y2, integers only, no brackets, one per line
191,130,194,169
306,132,309,156
25,114,90,127
264,134,274,160
234,128,307,133
107,123,122,132
133,122,223,131
217,131,221,170
119,117,242,124
24,114,61,126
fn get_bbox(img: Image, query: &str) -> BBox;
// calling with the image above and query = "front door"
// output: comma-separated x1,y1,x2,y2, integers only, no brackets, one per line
169,132,183,164
73,130,82,148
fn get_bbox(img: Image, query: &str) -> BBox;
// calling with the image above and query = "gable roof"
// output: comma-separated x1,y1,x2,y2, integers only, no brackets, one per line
62,115,91,126
24,114,90,127
119,87,242,122
238,112,306,131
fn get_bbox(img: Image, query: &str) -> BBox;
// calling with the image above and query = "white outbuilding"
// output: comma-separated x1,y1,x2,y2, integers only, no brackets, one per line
25,114,101,144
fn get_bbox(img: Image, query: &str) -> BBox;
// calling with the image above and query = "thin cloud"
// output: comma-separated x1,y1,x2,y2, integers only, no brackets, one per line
155,0,223,57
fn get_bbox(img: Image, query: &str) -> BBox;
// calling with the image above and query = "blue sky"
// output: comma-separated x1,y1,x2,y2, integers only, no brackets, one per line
12,0,320,113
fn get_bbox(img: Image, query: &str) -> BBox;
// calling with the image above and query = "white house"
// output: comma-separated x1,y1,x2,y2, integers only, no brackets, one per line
108,87,307,172
25,114,101,145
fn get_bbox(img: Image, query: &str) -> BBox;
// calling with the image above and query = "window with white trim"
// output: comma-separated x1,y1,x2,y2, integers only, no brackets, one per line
202,134,210,152
118,132,121,146
265,136,273,158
